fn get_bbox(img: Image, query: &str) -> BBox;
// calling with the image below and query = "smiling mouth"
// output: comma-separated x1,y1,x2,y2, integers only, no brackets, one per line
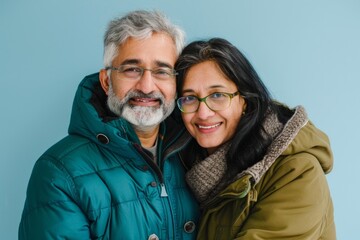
132,97,159,102
130,97,160,106
197,123,221,129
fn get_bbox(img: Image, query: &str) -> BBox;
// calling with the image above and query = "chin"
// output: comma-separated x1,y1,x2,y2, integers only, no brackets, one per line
198,141,222,149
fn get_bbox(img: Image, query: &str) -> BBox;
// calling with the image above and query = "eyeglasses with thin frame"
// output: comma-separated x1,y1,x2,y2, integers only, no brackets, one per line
177,91,240,113
105,65,178,81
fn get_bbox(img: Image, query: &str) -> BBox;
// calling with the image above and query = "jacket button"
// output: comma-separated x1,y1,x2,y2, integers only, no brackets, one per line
150,181,157,187
184,221,196,233
96,133,109,144
148,233,159,240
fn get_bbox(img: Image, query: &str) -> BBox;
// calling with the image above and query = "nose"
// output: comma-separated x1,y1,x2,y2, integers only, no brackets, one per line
196,101,215,119
135,70,156,94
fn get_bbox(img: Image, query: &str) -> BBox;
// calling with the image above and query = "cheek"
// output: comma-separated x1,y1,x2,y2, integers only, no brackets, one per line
181,114,195,132
160,82,176,99
111,81,132,98
224,109,242,135
227,99,245,126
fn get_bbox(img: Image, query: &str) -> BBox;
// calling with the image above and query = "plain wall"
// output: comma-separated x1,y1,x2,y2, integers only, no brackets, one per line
1,0,359,239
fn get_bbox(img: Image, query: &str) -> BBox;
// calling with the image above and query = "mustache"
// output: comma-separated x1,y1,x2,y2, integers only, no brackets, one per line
124,90,165,104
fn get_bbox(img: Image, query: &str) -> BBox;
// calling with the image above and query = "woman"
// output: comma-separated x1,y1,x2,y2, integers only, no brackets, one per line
175,38,336,239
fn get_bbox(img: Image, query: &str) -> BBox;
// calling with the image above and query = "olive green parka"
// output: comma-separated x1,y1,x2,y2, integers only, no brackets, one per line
186,106,335,240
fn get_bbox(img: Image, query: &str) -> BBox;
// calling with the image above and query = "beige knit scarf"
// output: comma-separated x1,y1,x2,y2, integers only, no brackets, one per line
185,109,287,204
185,142,230,203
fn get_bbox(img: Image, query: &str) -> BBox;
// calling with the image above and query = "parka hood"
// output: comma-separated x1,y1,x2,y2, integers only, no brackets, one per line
243,106,333,184
68,73,139,153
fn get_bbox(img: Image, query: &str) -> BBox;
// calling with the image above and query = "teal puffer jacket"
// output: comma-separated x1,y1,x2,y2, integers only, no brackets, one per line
19,73,199,240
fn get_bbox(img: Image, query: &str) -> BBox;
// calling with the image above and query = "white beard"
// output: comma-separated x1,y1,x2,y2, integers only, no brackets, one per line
121,105,166,127
106,82,175,131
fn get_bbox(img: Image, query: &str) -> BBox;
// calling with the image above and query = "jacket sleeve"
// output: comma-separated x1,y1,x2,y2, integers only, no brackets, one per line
235,153,335,239
19,157,90,240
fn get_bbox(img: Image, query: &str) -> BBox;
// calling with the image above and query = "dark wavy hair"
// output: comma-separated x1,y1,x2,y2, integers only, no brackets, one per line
175,38,284,176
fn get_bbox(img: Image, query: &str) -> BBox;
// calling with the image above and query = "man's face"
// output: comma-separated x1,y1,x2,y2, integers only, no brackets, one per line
99,33,178,129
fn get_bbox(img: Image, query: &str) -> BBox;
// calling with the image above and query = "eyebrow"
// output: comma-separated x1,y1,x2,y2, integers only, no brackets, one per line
120,59,173,69
182,85,226,94
155,61,173,69
120,59,140,65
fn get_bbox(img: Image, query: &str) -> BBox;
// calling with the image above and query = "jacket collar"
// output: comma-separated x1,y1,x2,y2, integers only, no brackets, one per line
237,106,308,184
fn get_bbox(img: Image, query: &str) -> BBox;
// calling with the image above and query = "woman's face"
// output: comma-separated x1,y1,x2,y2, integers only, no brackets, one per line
180,61,246,154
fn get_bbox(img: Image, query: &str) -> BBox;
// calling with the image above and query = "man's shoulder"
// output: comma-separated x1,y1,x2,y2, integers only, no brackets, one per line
37,134,134,178
43,135,92,160
36,135,105,177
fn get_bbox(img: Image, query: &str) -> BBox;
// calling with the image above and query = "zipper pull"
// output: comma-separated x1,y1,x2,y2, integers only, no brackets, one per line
160,183,168,197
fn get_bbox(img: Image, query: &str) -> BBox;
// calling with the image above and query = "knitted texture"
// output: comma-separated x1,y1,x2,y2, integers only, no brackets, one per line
185,143,230,203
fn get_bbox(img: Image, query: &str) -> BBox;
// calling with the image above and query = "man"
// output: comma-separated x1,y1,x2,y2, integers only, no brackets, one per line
19,10,199,239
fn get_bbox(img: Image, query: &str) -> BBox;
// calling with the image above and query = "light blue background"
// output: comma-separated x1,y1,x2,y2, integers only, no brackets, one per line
1,0,359,239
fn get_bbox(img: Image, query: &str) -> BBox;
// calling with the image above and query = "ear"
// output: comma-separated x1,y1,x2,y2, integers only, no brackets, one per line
99,69,110,95
242,97,247,113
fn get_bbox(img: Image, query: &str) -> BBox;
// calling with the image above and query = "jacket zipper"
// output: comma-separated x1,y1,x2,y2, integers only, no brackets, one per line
132,143,165,186
132,143,173,238
160,183,168,197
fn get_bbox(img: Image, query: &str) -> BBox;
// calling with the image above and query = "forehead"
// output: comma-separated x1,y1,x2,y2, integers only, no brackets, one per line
114,33,177,66
183,61,237,91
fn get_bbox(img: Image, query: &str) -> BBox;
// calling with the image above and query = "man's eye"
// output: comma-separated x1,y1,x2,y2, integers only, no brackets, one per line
123,67,141,73
154,69,171,76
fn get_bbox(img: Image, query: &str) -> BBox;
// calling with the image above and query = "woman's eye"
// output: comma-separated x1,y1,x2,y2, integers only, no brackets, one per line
182,96,197,104
210,93,226,99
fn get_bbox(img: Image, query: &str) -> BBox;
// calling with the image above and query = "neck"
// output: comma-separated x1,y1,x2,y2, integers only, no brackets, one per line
206,140,232,155
133,125,160,148
206,147,217,155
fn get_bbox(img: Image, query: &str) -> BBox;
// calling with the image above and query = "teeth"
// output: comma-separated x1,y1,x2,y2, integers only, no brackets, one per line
134,98,154,103
198,123,220,129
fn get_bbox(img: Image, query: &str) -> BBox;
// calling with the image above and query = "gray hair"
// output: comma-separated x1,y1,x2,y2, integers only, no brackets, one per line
103,10,185,67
